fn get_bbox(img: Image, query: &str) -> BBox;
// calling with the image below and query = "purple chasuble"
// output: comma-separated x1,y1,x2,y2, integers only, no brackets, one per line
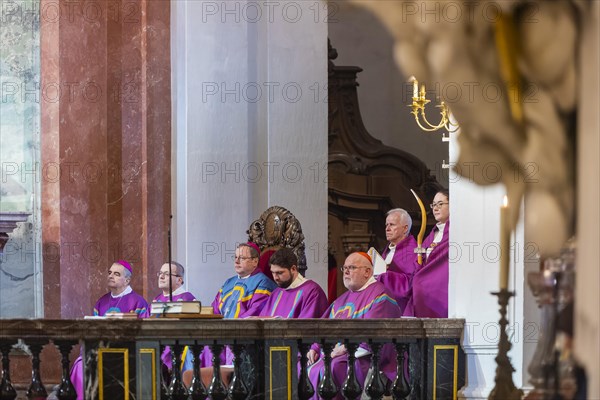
381,235,418,275
324,281,401,319
93,291,149,318
259,280,328,318
378,235,418,313
308,281,401,399
72,288,149,400
211,268,276,318
152,291,196,303
403,220,449,318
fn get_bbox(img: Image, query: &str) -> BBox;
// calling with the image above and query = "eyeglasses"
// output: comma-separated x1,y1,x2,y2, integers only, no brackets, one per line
430,202,449,209
232,255,256,261
340,265,369,273
156,272,180,278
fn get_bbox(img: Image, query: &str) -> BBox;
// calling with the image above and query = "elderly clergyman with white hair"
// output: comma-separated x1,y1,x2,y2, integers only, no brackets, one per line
376,208,417,313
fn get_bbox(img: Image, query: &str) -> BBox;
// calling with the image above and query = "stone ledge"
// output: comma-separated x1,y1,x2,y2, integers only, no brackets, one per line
0,318,465,342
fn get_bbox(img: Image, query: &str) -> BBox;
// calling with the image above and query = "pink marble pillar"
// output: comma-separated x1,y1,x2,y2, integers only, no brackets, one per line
41,0,171,318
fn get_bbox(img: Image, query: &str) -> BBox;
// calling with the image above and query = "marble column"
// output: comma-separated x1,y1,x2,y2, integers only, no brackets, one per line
41,0,171,318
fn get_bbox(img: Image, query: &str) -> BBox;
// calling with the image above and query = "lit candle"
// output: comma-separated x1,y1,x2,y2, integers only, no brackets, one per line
499,195,510,290
420,84,426,100
411,77,419,98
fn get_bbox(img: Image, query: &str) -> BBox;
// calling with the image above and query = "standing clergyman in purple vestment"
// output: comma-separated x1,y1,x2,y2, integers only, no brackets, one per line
259,248,329,319
70,260,149,400
376,208,418,313
403,189,450,318
307,252,401,399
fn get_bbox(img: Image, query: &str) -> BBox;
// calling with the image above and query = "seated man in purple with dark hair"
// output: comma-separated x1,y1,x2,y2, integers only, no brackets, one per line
259,248,328,319
307,252,401,400
71,260,149,400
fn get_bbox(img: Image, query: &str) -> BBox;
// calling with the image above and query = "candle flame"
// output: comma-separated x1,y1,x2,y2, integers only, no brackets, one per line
503,195,508,207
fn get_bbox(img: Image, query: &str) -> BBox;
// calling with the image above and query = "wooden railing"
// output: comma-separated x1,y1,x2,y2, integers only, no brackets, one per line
0,318,465,399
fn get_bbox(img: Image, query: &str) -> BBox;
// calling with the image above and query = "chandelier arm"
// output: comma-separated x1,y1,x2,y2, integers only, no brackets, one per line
413,114,444,132
419,108,448,131
441,103,460,133
446,123,460,133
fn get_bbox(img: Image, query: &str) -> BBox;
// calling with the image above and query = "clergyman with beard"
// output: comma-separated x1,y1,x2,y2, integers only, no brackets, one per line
258,248,328,318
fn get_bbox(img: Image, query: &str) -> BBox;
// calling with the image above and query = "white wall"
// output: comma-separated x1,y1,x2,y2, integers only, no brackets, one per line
449,130,529,398
171,0,328,303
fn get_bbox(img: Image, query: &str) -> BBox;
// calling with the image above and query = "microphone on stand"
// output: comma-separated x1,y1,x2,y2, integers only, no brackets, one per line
168,214,173,302
151,214,209,318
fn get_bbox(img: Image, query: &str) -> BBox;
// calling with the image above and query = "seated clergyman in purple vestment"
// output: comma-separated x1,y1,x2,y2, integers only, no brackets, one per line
152,261,197,306
403,190,450,318
93,260,149,316
70,260,149,400
259,248,329,319
376,208,418,313
211,242,277,318
183,242,275,388
307,252,402,399
150,261,199,376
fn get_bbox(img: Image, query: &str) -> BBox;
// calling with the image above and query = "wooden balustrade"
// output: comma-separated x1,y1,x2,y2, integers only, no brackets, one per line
0,318,465,399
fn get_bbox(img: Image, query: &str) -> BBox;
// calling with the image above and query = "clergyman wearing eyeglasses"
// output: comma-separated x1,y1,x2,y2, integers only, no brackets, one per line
152,261,196,304
305,252,401,399
403,189,450,318
211,242,277,319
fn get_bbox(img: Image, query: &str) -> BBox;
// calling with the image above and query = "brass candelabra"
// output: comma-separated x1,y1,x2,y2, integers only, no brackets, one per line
408,77,459,134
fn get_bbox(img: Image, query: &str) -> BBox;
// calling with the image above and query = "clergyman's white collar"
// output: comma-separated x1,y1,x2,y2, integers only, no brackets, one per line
111,285,132,298
286,274,307,290
356,276,377,292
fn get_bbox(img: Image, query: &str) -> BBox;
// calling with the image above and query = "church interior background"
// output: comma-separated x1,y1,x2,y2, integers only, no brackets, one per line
0,0,598,398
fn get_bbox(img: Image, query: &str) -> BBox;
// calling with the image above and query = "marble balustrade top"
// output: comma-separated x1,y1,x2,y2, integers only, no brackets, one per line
0,318,464,343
